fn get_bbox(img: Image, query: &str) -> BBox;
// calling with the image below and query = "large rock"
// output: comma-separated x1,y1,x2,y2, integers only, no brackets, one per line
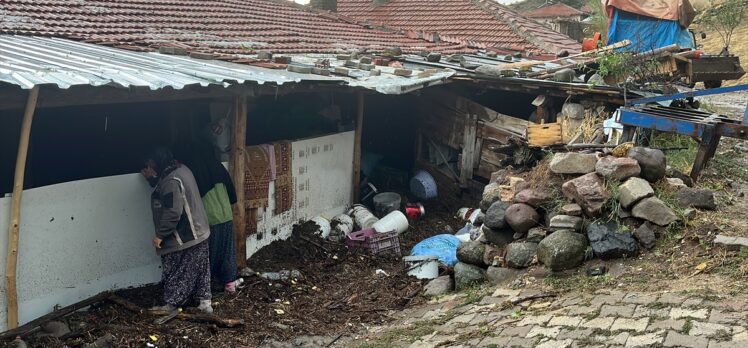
627,147,666,182
457,241,486,266
561,173,610,216
526,227,548,243
423,276,454,296
632,197,679,226
454,262,486,290
587,221,639,259
677,187,716,210
484,201,510,229
633,222,658,250
596,156,641,181
560,203,583,216
505,242,538,268
550,152,598,174
619,177,654,209
486,267,518,286
537,230,588,271
505,203,541,234
549,214,584,231
480,183,502,211
481,225,514,248
514,189,551,208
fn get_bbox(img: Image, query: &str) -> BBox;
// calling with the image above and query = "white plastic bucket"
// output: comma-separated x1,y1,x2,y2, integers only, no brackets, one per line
372,210,409,234
331,214,354,236
410,170,438,200
348,204,379,229
310,216,331,239
403,255,439,279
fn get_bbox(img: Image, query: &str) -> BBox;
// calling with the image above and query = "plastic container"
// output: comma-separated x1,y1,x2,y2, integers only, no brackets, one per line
403,255,439,279
331,214,354,236
310,216,331,239
405,203,425,221
372,210,409,234
348,204,379,229
410,170,438,200
345,228,401,256
456,208,483,225
372,192,402,217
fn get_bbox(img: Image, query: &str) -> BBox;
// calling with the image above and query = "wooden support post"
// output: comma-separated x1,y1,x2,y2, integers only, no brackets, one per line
230,95,248,269
690,127,721,183
619,126,636,145
459,113,478,187
352,92,364,203
5,86,40,329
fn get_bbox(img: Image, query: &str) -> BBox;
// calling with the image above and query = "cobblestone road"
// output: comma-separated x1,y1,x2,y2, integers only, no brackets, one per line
353,287,748,348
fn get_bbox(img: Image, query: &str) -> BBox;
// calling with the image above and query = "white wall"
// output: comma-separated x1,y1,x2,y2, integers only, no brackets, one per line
0,174,161,330
246,131,354,255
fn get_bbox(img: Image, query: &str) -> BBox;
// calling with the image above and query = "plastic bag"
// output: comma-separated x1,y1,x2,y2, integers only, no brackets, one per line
410,234,461,267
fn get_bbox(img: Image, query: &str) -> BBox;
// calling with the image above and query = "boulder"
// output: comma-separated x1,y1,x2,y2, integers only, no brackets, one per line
619,177,654,209
486,267,518,286
537,230,588,271
423,276,454,296
633,222,658,250
454,262,487,290
505,203,541,234
483,244,502,266
553,68,576,82
481,225,514,248
666,167,694,187
587,221,639,259
500,177,529,202
526,227,548,243
457,241,486,266
627,147,666,182
560,203,583,216
595,156,641,181
677,187,716,210
514,189,551,207
484,201,511,229
505,242,538,268
549,214,584,231
550,152,598,174
561,173,610,216
480,183,502,211
632,197,679,226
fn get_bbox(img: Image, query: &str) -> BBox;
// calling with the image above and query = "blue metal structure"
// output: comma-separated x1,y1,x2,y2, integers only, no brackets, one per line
618,84,748,181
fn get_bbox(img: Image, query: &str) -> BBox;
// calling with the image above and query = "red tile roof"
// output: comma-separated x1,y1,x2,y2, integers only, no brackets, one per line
524,3,587,19
337,0,582,56
0,0,471,57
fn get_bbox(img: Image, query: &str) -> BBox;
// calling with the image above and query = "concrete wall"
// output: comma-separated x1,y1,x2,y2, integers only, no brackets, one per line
0,131,354,330
247,131,354,255
0,174,161,330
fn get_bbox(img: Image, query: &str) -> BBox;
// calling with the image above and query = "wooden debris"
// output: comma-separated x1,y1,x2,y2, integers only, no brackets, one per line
527,122,563,147
108,296,244,328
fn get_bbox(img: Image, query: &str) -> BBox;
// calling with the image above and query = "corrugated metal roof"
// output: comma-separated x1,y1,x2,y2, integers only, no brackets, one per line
0,35,454,94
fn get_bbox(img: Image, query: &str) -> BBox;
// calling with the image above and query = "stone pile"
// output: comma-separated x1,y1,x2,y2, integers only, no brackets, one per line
439,146,717,294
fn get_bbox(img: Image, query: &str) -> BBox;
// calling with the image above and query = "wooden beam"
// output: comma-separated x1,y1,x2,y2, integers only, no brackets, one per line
230,95,248,269
5,86,39,330
352,92,364,203
459,113,478,187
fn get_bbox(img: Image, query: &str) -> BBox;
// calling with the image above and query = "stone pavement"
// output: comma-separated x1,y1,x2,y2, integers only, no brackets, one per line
353,287,748,348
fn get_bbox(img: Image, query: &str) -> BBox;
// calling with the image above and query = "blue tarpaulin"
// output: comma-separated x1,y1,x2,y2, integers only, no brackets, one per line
608,9,694,52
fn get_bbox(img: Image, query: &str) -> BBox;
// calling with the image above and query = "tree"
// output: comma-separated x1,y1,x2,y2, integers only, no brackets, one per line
701,0,745,53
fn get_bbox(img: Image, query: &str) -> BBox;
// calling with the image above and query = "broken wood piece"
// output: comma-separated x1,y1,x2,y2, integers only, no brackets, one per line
500,293,557,309
527,122,563,147
108,295,244,328
0,291,112,340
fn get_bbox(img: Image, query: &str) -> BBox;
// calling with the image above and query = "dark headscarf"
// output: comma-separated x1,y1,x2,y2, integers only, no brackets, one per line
144,147,179,187
176,141,237,204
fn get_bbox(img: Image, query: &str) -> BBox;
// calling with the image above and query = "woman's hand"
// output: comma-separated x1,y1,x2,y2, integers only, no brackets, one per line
152,236,162,249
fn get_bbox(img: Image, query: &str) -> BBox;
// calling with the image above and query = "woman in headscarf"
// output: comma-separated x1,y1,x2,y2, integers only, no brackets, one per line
177,141,239,293
142,147,213,313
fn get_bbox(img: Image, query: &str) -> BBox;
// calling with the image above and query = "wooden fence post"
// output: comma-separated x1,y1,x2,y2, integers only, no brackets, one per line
5,86,40,329
353,92,364,203
230,95,247,269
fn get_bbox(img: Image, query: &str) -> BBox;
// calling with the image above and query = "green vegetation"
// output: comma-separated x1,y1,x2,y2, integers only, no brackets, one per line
584,0,608,38
650,134,698,174
701,0,746,51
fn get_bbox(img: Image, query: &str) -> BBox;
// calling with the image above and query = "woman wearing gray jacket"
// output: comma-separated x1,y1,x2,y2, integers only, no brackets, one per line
142,147,213,314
